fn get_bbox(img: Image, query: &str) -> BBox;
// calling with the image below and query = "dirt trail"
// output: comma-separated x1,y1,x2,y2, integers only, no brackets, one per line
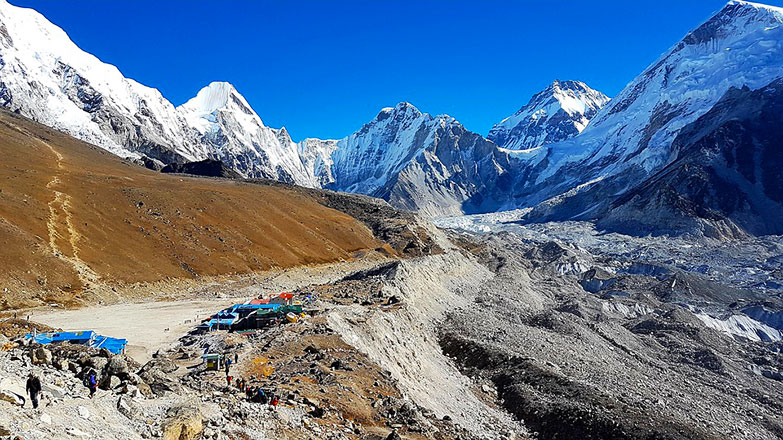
39,132,101,289
0,110,389,309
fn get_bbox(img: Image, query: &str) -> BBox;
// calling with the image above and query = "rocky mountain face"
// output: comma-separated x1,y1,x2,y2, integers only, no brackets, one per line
488,80,609,151
0,1,318,186
313,103,508,217
177,82,318,185
4,0,783,235
598,79,783,238
495,0,783,236
0,0,198,164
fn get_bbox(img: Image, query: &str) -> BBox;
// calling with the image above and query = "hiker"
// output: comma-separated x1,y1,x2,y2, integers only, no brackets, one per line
256,387,267,404
246,385,254,400
224,360,230,375
234,353,238,364
26,372,42,409
226,375,233,387
269,393,279,408
85,370,98,398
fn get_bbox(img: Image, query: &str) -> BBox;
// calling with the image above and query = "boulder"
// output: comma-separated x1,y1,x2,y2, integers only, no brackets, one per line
0,389,24,406
136,381,154,398
77,405,90,419
119,383,140,397
31,346,53,365
140,357,178,375
99,374,121,391
88,356,109,371
117,395,140,419
139,367,181,396
126,372,143,385
105,356,130,377
162,404,203,440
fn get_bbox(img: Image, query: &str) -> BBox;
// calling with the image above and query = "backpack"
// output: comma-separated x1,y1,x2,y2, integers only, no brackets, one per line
89,374,97,387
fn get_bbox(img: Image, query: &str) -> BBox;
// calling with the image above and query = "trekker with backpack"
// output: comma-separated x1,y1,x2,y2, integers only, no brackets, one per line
26,372,42,409
84,370,98,398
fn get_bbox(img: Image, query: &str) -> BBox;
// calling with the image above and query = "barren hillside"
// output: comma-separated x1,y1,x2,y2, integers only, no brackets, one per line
0,110,388,310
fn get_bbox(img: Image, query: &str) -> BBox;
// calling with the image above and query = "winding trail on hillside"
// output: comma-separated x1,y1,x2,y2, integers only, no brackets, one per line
36,133,101,289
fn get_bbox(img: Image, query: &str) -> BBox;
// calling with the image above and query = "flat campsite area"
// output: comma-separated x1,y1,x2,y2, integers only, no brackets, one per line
32,298,237,362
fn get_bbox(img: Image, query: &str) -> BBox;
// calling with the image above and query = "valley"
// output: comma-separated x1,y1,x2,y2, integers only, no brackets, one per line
1,0,783,439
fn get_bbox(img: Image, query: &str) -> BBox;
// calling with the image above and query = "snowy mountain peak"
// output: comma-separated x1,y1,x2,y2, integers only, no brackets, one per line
726,0,783,16
179,81,256,118
681,0,783,47
488,80,609,150
379,101,423,118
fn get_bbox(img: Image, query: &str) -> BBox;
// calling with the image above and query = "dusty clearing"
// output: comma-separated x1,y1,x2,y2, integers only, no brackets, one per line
33,298,235,362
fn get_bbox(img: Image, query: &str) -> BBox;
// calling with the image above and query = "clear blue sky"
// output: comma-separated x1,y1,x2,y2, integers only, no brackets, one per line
9,0,772,141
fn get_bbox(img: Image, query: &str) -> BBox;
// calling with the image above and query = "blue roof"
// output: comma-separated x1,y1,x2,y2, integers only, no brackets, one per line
229,304,282,311
27,331,96,345
91,335,128,354
25,330,126,354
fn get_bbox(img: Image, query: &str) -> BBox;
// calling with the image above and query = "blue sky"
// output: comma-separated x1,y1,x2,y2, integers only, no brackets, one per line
9,0,771,140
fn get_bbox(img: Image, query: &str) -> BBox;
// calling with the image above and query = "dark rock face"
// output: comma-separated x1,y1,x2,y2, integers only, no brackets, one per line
161,159,242,179
599,79,783,238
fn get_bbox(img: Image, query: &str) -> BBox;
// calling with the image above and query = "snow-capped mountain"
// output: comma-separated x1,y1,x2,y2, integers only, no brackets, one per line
491,1,783,227
488,80,609,150
178,82,317,185
312,102,506,217
599,79,783,238
5,0,783,232
0,0,198,162
0,0,317,186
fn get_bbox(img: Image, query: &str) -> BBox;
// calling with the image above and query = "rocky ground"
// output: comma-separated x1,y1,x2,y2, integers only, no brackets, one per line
0,246,525,439
437,222,783,439
1,220,781,439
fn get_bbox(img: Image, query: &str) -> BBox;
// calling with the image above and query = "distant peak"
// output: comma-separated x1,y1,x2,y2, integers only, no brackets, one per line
725,0,783,14
392,101,421,113
375,101,423,121
683,0,783,46
180,81,254,115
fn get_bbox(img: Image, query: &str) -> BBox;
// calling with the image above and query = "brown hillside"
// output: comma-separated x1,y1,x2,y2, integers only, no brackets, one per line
0,110,384,309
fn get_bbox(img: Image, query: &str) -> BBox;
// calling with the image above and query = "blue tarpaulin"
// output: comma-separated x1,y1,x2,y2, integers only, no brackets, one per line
91,335,128,354
25,331,127,354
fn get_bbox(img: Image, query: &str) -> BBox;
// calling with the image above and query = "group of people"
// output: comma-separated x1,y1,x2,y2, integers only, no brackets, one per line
23,368,97,410
219,352,278,406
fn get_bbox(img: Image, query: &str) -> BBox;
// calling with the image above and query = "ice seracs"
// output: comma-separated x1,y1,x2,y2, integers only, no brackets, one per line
488,80,609,150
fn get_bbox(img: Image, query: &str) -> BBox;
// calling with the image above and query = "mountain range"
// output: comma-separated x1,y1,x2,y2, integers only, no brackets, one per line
2,0,783,237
